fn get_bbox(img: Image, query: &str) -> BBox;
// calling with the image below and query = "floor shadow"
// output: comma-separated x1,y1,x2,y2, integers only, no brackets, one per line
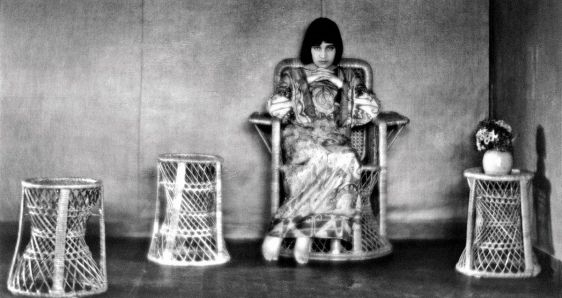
533,125,553,255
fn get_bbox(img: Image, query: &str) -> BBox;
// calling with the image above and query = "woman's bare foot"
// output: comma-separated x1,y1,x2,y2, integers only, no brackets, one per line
262,236,282,261
294,237,312,264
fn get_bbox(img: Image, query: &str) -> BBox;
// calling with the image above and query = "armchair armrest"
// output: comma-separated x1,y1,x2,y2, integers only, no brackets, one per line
249,112,280,154
251,111,410,128
249,112,274,126
374,111,410,127
372,111,409,158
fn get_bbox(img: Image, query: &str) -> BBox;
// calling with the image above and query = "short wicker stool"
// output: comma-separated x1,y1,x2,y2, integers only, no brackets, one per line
147,153,230,266
7,178,107,297
456,168,541,278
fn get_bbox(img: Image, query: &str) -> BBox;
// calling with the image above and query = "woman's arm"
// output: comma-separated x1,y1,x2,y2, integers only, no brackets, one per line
267,70,294,120
345,69,381,127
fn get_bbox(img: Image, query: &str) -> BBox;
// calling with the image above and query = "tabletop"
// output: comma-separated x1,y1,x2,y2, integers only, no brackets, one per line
463,167,534,181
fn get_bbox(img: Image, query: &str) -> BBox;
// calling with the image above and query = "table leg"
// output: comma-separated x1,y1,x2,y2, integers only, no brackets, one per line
520,179,534,275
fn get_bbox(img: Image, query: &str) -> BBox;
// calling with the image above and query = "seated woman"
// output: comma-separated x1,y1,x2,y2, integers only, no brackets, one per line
262,17,380,264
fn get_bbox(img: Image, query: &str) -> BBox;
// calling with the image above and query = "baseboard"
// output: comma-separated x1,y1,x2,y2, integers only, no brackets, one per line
387,219,467,240
0,220,469,240
224,220,469,240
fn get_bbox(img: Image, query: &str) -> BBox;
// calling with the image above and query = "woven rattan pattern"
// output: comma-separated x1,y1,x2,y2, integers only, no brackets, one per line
457,180,526,274
456,168,540,278
280,167,391,260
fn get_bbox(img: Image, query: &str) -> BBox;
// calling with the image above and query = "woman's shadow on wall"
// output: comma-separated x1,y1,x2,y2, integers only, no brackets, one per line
533,125,554,255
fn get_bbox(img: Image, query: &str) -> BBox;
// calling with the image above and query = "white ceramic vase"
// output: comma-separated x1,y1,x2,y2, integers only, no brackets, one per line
482,149,513,175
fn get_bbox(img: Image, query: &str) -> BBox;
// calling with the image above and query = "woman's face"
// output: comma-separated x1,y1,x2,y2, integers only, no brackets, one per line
311,41,336,68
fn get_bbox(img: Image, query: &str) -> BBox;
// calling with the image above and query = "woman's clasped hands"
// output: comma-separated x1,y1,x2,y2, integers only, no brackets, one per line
306,67,343,89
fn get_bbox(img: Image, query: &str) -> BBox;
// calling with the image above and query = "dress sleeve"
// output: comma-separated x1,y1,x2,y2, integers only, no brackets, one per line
266,69,294,121
267,68,313,125
346,69,381,127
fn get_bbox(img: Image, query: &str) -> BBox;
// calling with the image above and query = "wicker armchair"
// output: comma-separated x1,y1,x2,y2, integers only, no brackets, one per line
250,58,409,261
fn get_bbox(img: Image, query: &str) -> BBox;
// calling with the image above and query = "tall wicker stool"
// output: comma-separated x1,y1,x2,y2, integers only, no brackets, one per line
7,178,107,297
456,168,541,278
147,153,230,266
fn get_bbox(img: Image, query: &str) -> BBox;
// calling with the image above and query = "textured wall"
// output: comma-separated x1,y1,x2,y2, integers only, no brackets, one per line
491,0,562,260
325,0,489,238
0,0,143,236
0,0,488,239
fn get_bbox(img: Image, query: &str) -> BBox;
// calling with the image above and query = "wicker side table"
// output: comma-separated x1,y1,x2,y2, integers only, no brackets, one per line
456,168,541,278
7,178,107,297
147,153,230,266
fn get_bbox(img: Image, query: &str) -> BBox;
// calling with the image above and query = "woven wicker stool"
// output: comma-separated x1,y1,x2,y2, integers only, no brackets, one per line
147,153,230,266
7,178,107,297
456,168,541,278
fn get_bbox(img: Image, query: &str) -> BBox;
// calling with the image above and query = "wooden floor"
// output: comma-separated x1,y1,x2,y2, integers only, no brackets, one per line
0,237,560,297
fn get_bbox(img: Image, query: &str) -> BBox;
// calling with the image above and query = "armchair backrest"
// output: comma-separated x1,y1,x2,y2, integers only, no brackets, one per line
273,58,374,162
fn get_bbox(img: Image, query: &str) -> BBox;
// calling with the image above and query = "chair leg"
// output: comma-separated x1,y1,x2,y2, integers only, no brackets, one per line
353,191,363,254
330,239,342,255
378,122,388,238
353,214,362,254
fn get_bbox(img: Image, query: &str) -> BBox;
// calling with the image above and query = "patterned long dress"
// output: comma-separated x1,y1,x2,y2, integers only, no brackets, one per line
266,66,380,242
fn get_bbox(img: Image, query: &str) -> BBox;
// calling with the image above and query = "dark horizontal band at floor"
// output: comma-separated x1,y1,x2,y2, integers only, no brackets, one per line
0,236,560,297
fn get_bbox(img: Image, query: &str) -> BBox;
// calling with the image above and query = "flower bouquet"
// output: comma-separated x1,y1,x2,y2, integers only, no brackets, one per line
475,119,513,152
474,119,514,175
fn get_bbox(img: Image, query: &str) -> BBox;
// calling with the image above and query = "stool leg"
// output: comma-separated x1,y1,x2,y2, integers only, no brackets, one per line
216,160,225,256
151,164,163,242
464,178,476,271
164,162,186,260
330,239,342,254
7,187,27,289
353,193,362,254
99,186,108,290
52,189,70,295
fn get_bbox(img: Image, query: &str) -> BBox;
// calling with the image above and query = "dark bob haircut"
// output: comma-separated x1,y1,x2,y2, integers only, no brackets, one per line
299,17,344,65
